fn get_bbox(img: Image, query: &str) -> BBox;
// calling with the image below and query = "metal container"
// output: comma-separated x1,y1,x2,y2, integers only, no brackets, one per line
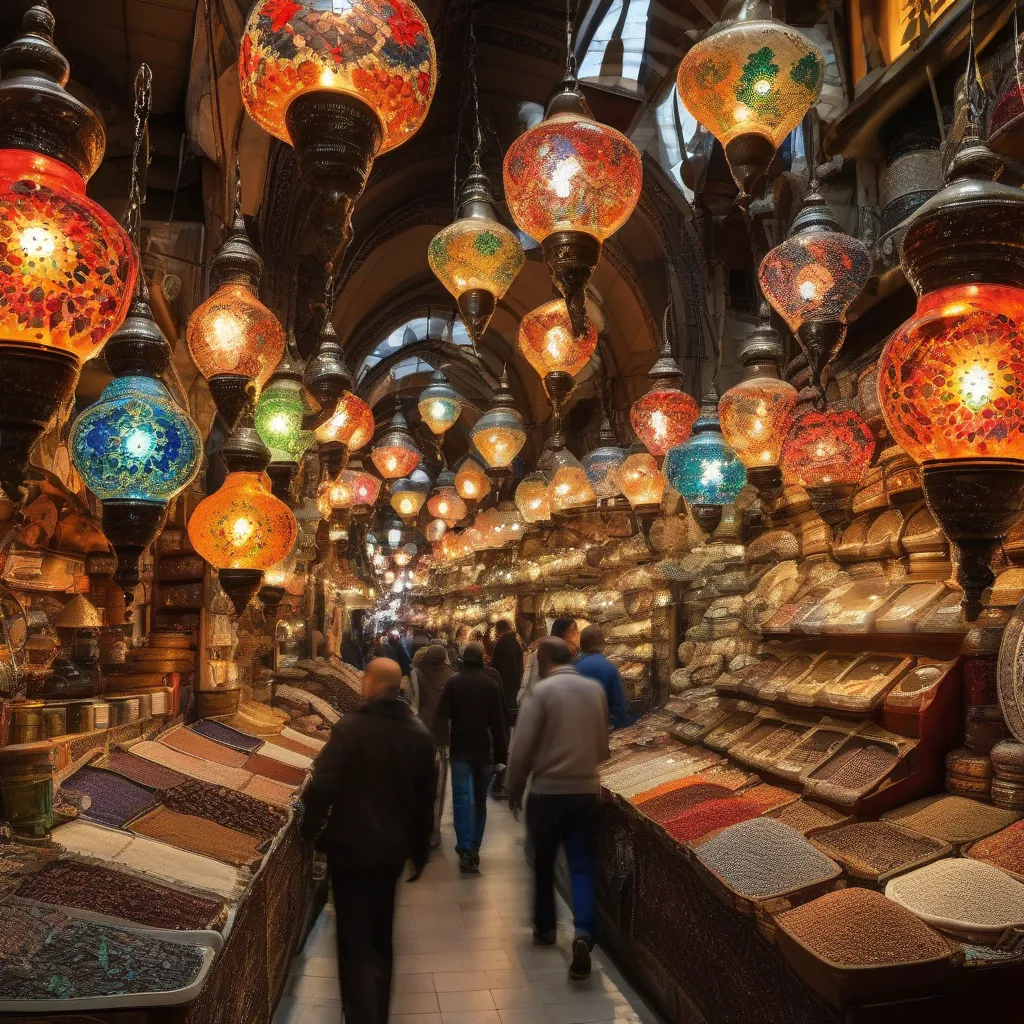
7,701,44,745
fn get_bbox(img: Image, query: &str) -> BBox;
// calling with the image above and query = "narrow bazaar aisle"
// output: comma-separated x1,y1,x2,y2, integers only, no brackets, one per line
274,800,660,1024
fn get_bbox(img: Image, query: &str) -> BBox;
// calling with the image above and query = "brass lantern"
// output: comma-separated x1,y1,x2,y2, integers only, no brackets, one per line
470,369,526,470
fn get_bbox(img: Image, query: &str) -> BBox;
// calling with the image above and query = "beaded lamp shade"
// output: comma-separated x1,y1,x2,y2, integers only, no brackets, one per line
495,500,526,543
188,471,297,570
665,425,746,507
548,447,596,512
347,464,381,508
370,411,421,479
390,475,429,517
519,300,598,380
470,368,526,468
316,391,374,450
675,0,823,194
71,377,202,502
878,284,1024,463
454,455,491,501
515,471,550,523
619,447,667,509
427,482,467,526
239,0,436,154
417,370,462,436
582,416,627,499
631,388,699,457
328,472,355,509
781,408,875,488
255,374,314,463
426,518,447,543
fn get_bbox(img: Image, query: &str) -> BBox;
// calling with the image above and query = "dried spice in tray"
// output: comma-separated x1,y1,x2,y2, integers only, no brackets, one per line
663,796,763,844
820,655,913,712
161,728,250,768
767,799,849,835
99,750,190,791
968,820,1024,879
805,739,900,806
703,707,760,752
129,806,263,867
737,722,813,770
13,859,226,931
189,719,264,753
635,782,734,824
59,766,156,829
156,779,288,840
808,821,950,882
882,794,1021,845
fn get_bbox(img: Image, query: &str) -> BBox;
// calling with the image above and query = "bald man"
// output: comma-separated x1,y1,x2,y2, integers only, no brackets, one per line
302,658,436,1024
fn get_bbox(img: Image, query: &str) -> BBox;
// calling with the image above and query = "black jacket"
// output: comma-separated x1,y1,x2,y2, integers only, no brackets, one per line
490,633,524,715
434,667,509,765
301,698,436,870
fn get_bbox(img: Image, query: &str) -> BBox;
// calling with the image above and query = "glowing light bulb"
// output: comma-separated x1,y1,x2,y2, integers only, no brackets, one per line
464,481,478,496
960,365,993,410
232,517,255,545
437,500,450,516
431,401,446,420
701,460,725,486
650,409,668,442
209,312,243,364
385,455,399,474
124,428,154,458
388,528,402,546
267,413,291,436
19,226,56,258
399,497,415,515
754,79,772,95
551,157,581,198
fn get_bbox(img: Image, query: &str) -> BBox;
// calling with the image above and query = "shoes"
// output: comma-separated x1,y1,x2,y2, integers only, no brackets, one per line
532,929,556,946
458,849,480,875
569,937,592,980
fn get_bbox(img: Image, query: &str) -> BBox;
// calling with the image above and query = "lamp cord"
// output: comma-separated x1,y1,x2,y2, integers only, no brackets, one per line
565,0,578,78
469,8,482,163
124,64,153,260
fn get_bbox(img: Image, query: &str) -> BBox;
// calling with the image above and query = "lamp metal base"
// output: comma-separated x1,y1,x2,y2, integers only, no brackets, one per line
219,568,264,617
458,288,496,349
101,499,167,603
208,373,252,431
541,230,600,338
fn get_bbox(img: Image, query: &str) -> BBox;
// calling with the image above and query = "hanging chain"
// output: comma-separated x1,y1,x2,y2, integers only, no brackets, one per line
124,63,153,251
468,8,483,162
232,159,243,225
1015,0,1023,106
565,0,578,78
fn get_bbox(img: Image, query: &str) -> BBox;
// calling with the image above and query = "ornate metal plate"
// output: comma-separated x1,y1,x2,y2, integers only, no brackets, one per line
996,596,1024,743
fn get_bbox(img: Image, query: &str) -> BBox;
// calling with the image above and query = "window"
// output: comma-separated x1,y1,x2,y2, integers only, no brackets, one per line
358,316,471,382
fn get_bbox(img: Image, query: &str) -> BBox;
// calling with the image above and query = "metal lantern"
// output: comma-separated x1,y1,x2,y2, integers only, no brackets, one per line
427,470,468,526
454,452,491,502
417,369,462,437
582,415,628,500
515,471,550,524
618,442,666,541
519,299,598,414
255,351,315,500
470,368,526,469
630,333,700,458
545,432,596,515
370,410,421,480
390,467,432,519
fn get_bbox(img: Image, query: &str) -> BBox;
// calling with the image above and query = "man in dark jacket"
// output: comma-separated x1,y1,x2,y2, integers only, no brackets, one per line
489,620,523,800
434,642,508,874
301,658,436,1024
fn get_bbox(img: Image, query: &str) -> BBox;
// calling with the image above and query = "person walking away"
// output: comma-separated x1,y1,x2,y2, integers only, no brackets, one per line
408,644,454,848
384,630,411,677
573,625,629,730
517,616,579,708
300,658,436,1024
490,620,523,799
342,630,364,670
434,641,508,874
507,637,610,981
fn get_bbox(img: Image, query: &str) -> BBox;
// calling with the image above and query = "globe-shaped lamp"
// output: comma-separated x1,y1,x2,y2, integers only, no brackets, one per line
417,369,462,436
630,333,698,457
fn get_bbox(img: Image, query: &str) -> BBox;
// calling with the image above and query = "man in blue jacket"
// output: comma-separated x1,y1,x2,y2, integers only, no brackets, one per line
573,625,629,730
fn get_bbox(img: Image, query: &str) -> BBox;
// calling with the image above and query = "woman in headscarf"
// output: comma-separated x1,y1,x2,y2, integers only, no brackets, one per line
409,644,454,847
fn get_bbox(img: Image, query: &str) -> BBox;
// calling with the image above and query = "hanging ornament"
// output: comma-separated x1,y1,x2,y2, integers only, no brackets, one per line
0,3,137,500
427,470,468,526
454,452,491,502
582,414,628,501
519,299,598,416
371,410,422,479
187,176,285,428
759,183,871,401
470,368,526,470
630,330,699,458
417,369,462,437
676,0,824,197
255,349,315,500
390,466,432,519
665,389,747,536
718,309,798,496
316,384,375,477
618,442,667,542
545,429,596,516
304,281,356,421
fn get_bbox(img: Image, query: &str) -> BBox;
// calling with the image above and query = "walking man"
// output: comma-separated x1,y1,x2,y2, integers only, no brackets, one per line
434,641,508,874
574,624,629,730
490,619,523,798
507,637,610,981
301,658,436,1024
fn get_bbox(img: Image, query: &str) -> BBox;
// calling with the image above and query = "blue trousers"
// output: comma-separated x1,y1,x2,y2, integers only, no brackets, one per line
526,792,598,941
450,759,493,852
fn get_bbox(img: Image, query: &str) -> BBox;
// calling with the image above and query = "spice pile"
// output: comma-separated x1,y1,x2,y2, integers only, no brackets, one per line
767,799,848,835
777,888,950,966
969,820,1024,878
807,742,897,803
129,806,263,868
636,782,734,824
695,818,839,900
190,720,264,753
59,767,155,829
809,822,947,880
157,779,287,840
882,795,1021,845
886,859,1024,930
100,751,189,790
664,796,763,844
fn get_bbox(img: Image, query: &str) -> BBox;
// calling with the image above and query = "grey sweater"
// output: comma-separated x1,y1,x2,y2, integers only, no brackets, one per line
506,666,610,803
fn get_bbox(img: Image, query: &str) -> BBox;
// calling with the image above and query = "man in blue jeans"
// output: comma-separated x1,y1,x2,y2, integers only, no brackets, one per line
507,637,610,981
434,642,508,874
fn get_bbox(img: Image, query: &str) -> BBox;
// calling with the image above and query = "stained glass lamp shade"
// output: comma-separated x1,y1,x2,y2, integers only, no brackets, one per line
316,391,375,450
675,0,824,195
759,185,871,398
391,474,430,518
454,454,491,501
417,370,462,436
519,300,598,407
630,332,699,457
582,420,627,500
427,473,467,526
515,471,551,523
503,76,641,336
328,472,355,509
495,501,525,543
426,518,447,543
255,370,314,464
547,447,596,513
371,411,421,479
619,446,667,510
346,462,381,512
470,368,526,469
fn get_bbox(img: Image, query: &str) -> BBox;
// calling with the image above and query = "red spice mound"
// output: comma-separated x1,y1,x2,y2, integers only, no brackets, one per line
663,796,763,844
637,783,734,824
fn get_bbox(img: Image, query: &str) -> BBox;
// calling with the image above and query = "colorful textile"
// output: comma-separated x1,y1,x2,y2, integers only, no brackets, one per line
280,726,326,753
243,752,307,787
100,750,190,790
190,719,264,753
161,727,249,768
240,775,294,808
129,741,253,790
130,806,263,867
157,779,287,840
59,766,156,828
255,740,313,769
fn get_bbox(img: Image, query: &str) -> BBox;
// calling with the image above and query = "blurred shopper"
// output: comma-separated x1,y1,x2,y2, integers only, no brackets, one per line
301,658,436,1024
574,625,629,730
341,630,364,670
490,620,524,799
507,637,610,981
409,644,454,847
518,616,578,707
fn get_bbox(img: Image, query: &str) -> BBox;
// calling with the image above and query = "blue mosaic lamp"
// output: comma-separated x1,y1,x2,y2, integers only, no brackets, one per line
665,387,746,536
581,413,627,500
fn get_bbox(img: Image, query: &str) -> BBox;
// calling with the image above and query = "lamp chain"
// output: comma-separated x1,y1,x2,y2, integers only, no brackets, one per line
469,9,483,163
124,64,153,256
565,0,578,78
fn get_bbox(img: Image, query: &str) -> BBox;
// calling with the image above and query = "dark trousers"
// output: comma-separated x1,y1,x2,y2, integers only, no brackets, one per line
527,792,598,941
330,862,402,1024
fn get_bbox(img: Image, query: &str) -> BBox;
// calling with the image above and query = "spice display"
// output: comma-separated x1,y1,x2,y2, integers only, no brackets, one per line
242,752,307,787
256,739,313,769
663,796,763,844
743,783,799,813
157,779,287,840
695,818,839,900
161,728,250,768
189,719,265,753
886,858,1024,931
777,888,950,966
809,821,949,881
0,840,56,897
696,764,755,790
240,774,294,808
59,766,156,828
882,794,1021,845
130,806,263,867
968,820,1024,879
703,709,759,751
806,740,899,804
13,859,227,931
767,799,848,835
100,751,190,791
0,903,207,1000
636,782,735,824
130,741,254,790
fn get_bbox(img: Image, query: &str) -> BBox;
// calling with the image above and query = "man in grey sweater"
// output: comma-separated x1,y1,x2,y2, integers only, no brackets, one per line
506,637,610,981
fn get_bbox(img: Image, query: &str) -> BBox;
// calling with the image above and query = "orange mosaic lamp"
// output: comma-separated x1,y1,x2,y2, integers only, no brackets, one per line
504,73,641,337
618,442,666,542
426,518,447,543
343,454,381,515
454,452,491,502
370,410,421,480
759,184,871,400
515,470,551,524
519,299,598,414
470,368,526,469
316,390,375,479
239,0,436,257
719,311,798,496
676,0,824,196
427,471,468,526
0,4,137,500
545,432,596,515
429,158,525,348
630,333,699,457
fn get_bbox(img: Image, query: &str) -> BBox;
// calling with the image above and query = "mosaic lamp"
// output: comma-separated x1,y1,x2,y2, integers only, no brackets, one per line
665,389,747,536
878,118,1024,620
454,452,491,502
546,432,597,515
582,414,628,500
494,500,526,544
370,410,421,479
427,470,468,526
418,369,462,437
426,518,447,543
618,441,667,542
0,4,137,500
71,290,202,606
341,455,381,516
390,466,432,519
519,299,598,415
303,316,352,423
515,470,551,524
188,397,298,615
240,0,436,256
186,200,285,428
630,333,699,457
260,550,298,614
504,73,641,337
316,389,375,477
255,350,315,500
470,368,526,469
759,183,871,400
780,406,874,526
429,158,525,348
718,309,798,496
676,0,824,196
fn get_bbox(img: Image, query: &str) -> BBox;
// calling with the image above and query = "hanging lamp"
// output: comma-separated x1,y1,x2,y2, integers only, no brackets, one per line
239,0,436,260
418,368,462,437
759,182,871,401
582,413,628,501
255,349,315,500
676,0,824,198
391,466,432,519
718,308,798,496
303,279,355,424
186,178,285,428
519,299,598,416
454,451,491,502
630,328,699,458
188,392,297,615
665,388,747,536
338,453,381,516
0,3,137,500
427,470,468,526
503,9,641,338
618,441,667,542
371,410,422,480
545,429,596,516
470,368,526,470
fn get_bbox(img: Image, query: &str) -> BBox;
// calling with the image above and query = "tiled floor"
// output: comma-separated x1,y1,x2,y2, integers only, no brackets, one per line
274,796,661,1024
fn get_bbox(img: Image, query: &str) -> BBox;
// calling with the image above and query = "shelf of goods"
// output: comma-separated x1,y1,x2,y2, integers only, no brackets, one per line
591,462,1024,1021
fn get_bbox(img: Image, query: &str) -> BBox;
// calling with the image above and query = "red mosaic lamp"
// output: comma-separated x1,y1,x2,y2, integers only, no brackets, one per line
0,3,137,499
519,299,598,416
630,332,699,458
370,410,421,480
